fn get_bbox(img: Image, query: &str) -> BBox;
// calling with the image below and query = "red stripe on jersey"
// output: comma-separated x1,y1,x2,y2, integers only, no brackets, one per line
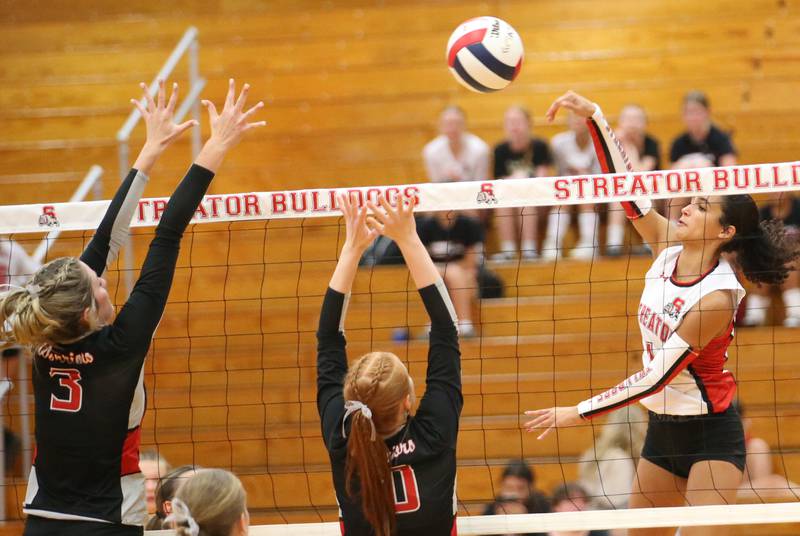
447,29,486,67
339,519,345,535
692,322,737,413
586,119,612,173
670,253,720,287
121,427,141,476
451,515,458,536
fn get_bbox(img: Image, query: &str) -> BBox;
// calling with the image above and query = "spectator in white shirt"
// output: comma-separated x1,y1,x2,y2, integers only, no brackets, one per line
422,105,490,184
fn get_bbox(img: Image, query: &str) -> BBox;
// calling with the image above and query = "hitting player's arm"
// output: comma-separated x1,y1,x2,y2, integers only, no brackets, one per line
584,103,673,257
577,291,733,419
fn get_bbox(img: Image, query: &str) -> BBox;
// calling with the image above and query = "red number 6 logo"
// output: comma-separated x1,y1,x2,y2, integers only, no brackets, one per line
49,368,83,413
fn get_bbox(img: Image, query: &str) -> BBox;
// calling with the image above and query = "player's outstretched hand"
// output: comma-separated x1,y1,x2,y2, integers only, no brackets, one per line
202,78,266,152
339,193,378,254
523,405,582,440
367,195,417,246
545,90,596,122
131,79,197,150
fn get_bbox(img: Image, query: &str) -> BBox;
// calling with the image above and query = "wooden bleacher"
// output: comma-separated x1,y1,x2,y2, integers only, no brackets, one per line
1,0,800,534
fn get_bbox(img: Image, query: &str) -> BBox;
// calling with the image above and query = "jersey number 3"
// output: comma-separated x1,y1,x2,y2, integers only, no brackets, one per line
49,368,83,413
392,465,421,514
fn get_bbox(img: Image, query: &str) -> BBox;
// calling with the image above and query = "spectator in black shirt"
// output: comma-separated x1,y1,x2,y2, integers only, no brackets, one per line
0,79,265,536
416,212,483,337
317,193,462,536
670,90,737,167
492,106,553,261
741,192,800,327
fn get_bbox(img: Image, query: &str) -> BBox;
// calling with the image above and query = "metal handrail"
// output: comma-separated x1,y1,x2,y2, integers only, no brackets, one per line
115,26,206,294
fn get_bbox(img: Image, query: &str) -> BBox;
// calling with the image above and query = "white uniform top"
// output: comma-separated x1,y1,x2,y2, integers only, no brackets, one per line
637,245,744,414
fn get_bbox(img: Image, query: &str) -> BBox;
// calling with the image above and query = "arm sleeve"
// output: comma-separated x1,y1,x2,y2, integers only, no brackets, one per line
586,105,633,175
576,332,697,419
414,280,463,448
316,287,350,449
110,164,214,353
80,168,149,277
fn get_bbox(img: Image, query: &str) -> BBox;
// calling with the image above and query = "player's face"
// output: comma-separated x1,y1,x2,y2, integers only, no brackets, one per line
676,196,729,244
80,261,115,325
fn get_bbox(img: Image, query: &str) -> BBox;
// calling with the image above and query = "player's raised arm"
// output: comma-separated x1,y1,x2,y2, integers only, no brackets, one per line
111,79,265,349
81,80,197,277
546,91,674,257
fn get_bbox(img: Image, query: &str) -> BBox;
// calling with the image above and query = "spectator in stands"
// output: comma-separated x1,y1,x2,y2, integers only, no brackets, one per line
578,405,647,511
140,450,172,516
146,465,200,530
483,460,550,536
165,468,249,536
737,401,800,502
423,105,490,184
416,211,483,336
670,90,737,167
493,106,553,261
548,483,609,536
548,113,600,260
741,192,800,327
607,105,662,255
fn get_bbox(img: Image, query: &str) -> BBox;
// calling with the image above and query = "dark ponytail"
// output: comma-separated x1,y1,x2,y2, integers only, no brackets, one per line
719,195,799,285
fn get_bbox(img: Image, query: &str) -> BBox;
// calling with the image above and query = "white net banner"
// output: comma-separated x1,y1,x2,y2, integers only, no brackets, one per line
1,162,799,234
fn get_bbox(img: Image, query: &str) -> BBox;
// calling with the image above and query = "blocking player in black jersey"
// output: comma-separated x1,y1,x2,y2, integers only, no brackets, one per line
317,193,462,536
0,79,265,536
525,92,797,536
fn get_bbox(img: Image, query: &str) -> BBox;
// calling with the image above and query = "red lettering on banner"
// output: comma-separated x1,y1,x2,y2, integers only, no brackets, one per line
328,190,339,211
666,172,681,192
207,196,223,217
792,164,800,185
153,199,167,221
773,165,787,187
243,195,260,216
195,203,208,218
646,173,662,193
137,200,149,221
226,196,242,216
403,186,420,206
574,177,588,198
311,191,327,212
684,171,700,192
753,167,768,188
272,193,287,214
630,175,646,196
384,187,401,204
347,189,364,207
613,175,625,196
290,192,306,212
714,169,729,190
593,176,609,197
365,188,383,205
555,179,569,200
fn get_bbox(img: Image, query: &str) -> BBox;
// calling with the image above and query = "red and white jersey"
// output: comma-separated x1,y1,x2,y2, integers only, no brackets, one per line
637,245,744,415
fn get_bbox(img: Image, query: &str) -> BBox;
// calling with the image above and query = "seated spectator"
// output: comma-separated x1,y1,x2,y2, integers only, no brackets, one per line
737,401,800,502
140,450,172,516
548,113,600,260
670,90,737,167
482,460,550,536
548,483,609,536
741,192,800,327
607,105,662,255
416,211,483,336
146,465,200,530
423,105,490,183
492,106,553,261
165,468,248,536
577,405,647,511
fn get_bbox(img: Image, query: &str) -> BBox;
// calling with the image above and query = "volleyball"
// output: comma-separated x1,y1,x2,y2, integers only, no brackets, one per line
446,16,524,93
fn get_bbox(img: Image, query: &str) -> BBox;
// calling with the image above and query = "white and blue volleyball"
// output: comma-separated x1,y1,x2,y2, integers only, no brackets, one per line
446,17,524,93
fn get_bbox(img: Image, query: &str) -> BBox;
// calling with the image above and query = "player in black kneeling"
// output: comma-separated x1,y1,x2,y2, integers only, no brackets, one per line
0,79,264,536
317,194,463,536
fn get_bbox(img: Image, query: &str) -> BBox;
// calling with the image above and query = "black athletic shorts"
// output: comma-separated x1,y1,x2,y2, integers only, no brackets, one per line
641,404,746,479
24,515,144,536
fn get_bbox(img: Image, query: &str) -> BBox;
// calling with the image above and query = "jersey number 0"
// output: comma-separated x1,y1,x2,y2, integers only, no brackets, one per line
392,465,421,513
49,368,83,413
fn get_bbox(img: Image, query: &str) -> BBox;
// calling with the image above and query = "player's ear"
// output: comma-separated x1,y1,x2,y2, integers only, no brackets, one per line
404,393,412,412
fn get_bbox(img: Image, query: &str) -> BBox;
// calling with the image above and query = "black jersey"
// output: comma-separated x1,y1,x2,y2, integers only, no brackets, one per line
23,164,215,528
317,281,463,536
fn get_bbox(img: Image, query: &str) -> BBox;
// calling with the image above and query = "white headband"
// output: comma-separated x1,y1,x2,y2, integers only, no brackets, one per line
343,400,377,441
164,497,200,536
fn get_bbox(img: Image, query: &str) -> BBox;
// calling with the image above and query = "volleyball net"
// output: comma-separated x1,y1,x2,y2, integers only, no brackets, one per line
2,162,800,534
